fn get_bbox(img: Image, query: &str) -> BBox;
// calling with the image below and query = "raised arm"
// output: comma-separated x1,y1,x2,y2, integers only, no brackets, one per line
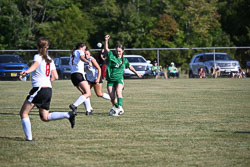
104,35,110,53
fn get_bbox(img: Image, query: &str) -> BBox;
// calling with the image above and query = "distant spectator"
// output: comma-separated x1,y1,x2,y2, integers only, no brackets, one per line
198,67,206,78
229,71,235,78
212,64,220,78
99,48,108,79
235,68,245,78
151,61,167,79
168,62,179,78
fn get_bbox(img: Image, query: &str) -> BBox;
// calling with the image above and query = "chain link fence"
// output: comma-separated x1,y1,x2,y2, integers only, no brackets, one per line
1,47,250,75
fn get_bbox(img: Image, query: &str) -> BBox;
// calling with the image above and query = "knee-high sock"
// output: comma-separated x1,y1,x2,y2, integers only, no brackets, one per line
102,93,111,100
73,95,87,107
48,112,70,121
115,97,123,108
21,118,32,141
84,98,92,112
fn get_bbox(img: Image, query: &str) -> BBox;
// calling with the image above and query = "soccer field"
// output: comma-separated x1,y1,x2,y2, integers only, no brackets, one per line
0,78,250,167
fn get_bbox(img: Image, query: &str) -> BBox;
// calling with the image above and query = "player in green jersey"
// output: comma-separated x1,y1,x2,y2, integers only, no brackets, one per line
104,34,142,116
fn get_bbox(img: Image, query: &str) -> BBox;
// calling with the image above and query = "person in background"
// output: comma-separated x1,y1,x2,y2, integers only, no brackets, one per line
198,67,206,78
151,61,167,79
100,48,107,80
104,34,142,116
19,37,76,141
213,64,220,78
168,62,179,78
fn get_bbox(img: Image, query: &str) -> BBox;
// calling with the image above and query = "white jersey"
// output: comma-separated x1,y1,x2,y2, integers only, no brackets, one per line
31,54,56,88
69,49,85,74
84,56,98,82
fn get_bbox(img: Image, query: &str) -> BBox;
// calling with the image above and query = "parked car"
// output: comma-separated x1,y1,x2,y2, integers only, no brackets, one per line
189,52,241,78
53,57,71,79
0,54,29,80
123,55,152,78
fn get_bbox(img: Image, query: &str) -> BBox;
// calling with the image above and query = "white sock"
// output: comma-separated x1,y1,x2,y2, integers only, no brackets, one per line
102,93,111,100
84,98,92,112
21,118,32,141
73,95,87,107
48,112,70,121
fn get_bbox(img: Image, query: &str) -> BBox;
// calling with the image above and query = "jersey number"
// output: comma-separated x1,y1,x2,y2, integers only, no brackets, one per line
72,54,75,65
46,64,50,77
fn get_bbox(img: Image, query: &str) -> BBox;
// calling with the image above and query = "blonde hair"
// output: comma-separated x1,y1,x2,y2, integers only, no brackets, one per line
37,37,51,64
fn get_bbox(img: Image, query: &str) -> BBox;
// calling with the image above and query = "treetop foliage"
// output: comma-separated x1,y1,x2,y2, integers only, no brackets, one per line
0,0,249,69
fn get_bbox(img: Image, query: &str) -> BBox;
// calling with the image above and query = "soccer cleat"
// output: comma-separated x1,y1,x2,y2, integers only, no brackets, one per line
68,112,76,128
69,104,77,115
85,111,93,116
118,106,124,115
26,139,34,142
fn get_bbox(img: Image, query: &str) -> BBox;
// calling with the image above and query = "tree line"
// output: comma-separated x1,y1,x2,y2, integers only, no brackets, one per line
0,0,249,70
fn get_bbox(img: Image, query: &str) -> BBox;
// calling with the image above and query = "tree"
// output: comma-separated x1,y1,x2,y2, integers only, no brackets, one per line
0,0,33,49
40,5,96,49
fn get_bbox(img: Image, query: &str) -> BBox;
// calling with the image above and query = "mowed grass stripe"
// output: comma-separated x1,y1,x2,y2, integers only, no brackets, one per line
0,78,250,167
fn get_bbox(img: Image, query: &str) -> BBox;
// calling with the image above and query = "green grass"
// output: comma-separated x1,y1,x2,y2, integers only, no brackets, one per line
0,78,250,167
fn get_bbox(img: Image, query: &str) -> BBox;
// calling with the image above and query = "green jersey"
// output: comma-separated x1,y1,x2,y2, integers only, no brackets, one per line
106,51,130,81
151,65,161,72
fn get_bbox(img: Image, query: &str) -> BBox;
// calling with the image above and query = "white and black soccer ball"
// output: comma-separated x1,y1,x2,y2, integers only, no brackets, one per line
109,108,119,117
97,42,102,48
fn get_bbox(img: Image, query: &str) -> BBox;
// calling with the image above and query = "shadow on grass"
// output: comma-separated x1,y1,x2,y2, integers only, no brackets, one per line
0,113,38,116
234,131,250,134
214,130,250,134
0,136,24,141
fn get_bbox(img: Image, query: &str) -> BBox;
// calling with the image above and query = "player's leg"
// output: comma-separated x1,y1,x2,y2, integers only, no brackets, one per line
115,83,125,115
20,100,34,141
164,72,168,79
94,83,110,100
107,82,116,106
69,81,91,114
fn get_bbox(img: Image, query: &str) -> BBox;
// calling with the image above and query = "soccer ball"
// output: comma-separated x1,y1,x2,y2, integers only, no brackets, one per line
109,108,120,117
97,42,102,48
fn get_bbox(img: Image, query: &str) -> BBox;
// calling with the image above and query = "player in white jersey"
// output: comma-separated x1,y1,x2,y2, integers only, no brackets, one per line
83,49,110,115
69,43,93,115
19,37,76,141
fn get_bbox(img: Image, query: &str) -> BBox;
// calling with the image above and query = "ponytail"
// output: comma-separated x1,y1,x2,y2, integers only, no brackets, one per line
72,42,86,56
37,37,51,64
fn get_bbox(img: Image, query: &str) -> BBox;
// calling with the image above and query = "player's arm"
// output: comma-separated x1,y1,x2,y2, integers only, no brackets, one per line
80,54,92,67
104,35,110,53
92,59,101,83
50,69,58,82
129,65,142,78
20,61,39,77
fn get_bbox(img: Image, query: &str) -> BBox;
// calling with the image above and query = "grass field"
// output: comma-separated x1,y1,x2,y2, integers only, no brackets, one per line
0,78,250,167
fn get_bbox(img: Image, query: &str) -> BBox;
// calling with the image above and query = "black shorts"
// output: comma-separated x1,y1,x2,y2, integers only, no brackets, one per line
26,87,52,110
87,77,103,85
71,72,87,86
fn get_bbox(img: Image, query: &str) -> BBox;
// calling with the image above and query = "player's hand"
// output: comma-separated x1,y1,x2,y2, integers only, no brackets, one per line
20,71,27,77
88,61,92,67
19,71,27,80
105,35,110,41
137,74,142,78
95,78,100,84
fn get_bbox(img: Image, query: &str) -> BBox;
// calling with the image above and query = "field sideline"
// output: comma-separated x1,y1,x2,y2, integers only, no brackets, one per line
0,78,250,167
